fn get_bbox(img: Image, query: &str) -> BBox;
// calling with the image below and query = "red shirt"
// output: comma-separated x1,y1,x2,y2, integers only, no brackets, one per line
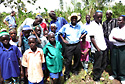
40,22,48,32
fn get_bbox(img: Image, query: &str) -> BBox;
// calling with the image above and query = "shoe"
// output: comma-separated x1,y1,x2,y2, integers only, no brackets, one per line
94,81,100,84
109,76,114,80
100,77,105,81
121,80,125,84
64,75,70,81
74,71,79,75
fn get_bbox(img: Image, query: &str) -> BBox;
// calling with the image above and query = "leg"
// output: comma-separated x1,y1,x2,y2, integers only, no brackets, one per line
93,51,103,81
73,43,81,74
118,46,125,81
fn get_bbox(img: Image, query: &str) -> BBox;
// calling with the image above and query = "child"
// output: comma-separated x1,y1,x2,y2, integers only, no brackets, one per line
43,30,49,40
22,35,45,84
43,32,63,84
50,23,59,41
0,32,23,84
80,35,91,75
34,26,48,49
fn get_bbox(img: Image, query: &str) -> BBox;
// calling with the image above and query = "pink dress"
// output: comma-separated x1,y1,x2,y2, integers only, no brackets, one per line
80,41,91,62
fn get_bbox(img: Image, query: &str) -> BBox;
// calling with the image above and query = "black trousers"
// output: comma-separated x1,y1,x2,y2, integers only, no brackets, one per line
111,45,125,81
64,42,81,76
93,50,107,81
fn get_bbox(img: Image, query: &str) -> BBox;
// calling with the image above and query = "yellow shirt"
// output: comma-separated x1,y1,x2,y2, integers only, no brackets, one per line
22,47,45,83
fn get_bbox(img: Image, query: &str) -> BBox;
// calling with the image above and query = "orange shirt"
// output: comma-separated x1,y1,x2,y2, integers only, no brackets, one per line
22,48,45,83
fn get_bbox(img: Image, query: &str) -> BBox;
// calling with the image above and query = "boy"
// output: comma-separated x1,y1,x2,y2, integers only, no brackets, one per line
0,32,22,84
34,26,48,49
43,30,49,40
22,35,45,84
43,32,63,84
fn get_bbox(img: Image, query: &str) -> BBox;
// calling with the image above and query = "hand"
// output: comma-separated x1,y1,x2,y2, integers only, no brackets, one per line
97,48,101,52
20,31,23,37
113,36,117,40
63,40,69,44
31,29,36,35
0,77,4,84
84,52,87,56
25,72,28,78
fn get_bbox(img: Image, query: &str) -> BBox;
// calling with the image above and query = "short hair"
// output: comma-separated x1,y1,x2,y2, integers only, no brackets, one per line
11,11,15,14
121,15,125,21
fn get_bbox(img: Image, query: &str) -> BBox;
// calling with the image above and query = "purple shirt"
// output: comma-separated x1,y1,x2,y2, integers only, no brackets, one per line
0,45,22,80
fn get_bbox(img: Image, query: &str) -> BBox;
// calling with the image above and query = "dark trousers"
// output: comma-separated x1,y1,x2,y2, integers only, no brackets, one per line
64,42,81,76
111,45,125,81
93,50,107,81
105,38,113,64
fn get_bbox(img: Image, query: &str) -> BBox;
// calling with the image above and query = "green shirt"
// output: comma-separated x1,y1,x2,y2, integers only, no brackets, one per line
43,41,63,73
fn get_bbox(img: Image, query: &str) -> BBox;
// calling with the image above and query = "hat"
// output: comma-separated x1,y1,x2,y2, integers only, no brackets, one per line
106,10,113,14
22,25,32,31
50,23,57,27
77,13,81,21
96,10,103,13
0,32,9,37
35,15,43,19
36,13,41,16
0,28,7,32
121,15,125,17
28,35,36,39
68,13,80,21
49,11,56,15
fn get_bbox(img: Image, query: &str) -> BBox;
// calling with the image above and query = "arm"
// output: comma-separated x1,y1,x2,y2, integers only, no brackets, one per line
18,31,23,47
3,20,9,26
59,34,69,44
32,29,41,44
113,36,125,42
90,36,100,51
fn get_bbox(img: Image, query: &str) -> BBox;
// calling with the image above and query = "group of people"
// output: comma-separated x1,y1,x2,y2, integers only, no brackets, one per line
0,9,125,84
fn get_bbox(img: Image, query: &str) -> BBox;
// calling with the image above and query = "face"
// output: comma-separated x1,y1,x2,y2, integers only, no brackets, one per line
44,31,48,37
51,26,57,33
86,15,91,23
35,27,41,36
9,30,17,39
71,16,77,25
1,35,10,46
33,18,43,26
118,16,125,28
106,12,112,19
11,12,16,16
28,38,36,49
48,33,55,44
95,12,102,23
49,13,56,20
23,30,31,38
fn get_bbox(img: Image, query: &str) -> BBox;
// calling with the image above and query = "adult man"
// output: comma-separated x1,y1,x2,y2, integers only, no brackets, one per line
89,10,107,83
49,11,68,33
17,15,43,36
3,11,17,29
109,15,125,84
102,10,118,64
59,13,87,81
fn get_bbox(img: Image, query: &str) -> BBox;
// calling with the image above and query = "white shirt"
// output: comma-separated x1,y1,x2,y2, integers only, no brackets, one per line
84,22,92,42
17,18,34,36
109,26,125,46
89,21,107,52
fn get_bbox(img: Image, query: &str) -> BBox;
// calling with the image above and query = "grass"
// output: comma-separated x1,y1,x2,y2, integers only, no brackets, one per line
45,62,121,84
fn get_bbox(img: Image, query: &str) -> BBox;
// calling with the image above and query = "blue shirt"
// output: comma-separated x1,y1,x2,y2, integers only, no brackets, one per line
49,17,68,33
4,15,16,28
59,23,87,44
22,36,30,53
0,45,22,80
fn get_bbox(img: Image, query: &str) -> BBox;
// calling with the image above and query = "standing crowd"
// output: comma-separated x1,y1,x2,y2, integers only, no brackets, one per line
0,10,125,84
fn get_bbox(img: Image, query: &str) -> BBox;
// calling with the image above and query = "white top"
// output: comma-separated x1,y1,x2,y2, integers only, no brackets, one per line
109,26,125,46
9,40,21,52
89,21,107,52
17,18,34,36
84,22,92,42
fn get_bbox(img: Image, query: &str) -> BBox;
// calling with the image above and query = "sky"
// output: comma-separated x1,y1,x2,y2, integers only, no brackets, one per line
0,0,125,13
